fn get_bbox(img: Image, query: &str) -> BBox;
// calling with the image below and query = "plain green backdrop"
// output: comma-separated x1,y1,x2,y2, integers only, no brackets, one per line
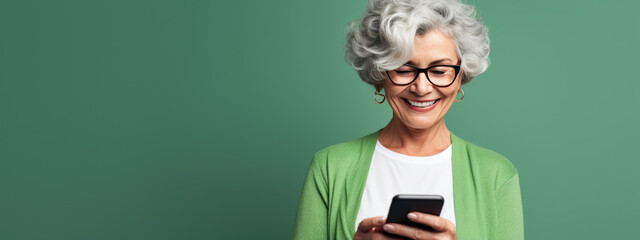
1,0,639,239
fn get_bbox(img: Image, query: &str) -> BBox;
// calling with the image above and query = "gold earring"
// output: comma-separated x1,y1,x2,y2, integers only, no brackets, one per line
455,89,465,102
374,90,385,104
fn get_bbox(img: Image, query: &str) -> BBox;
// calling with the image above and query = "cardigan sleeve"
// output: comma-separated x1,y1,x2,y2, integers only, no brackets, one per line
292,151,330,240
495,173,524,239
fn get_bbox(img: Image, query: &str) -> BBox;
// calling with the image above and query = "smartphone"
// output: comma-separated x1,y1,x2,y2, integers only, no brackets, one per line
385,194,444,235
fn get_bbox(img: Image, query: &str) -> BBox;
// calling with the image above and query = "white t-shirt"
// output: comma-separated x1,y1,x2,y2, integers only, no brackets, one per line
355,140,456,230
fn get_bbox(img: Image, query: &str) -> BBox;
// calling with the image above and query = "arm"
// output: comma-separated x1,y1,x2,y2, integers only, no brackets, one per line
292,152,329,239
495,173,524,240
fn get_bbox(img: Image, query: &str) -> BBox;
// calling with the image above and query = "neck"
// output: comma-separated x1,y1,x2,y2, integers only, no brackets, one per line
378,115,452,157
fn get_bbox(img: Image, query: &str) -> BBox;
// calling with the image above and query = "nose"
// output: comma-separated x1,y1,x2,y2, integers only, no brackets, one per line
410,72,433,95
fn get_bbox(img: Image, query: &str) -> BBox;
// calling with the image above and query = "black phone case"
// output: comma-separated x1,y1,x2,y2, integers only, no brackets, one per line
384,194,444,238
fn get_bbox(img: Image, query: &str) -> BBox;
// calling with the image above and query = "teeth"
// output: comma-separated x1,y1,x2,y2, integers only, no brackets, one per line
407,99,436,107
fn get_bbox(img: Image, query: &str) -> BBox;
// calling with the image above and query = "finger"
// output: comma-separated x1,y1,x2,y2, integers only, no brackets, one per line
407,212,453,232
357,216,386,233
383,223,437,240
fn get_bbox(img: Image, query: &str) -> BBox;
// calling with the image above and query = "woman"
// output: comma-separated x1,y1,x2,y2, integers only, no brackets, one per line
293,0,523,239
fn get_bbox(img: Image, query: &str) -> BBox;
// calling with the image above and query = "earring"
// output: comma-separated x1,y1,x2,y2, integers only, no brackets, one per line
455,89,465,102
374,90,385,104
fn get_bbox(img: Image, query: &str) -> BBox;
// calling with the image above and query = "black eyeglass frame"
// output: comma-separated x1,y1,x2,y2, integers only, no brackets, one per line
385,64,461,87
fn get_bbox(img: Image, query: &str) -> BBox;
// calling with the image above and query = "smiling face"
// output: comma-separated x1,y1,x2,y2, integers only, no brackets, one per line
378,29,462,131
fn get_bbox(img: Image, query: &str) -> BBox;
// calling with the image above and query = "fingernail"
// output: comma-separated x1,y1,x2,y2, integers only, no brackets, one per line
377,217,385,224
383,224,395,232
408,213,417,220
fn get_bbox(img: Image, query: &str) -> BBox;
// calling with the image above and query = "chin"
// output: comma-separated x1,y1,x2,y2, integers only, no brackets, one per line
401,118,438,130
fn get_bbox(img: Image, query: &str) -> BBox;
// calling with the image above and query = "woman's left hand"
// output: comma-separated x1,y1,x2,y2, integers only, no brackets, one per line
382,212,456,240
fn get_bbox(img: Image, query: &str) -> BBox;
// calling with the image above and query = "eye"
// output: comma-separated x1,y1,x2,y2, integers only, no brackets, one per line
394,65,414,72
428,67,453,75
392,70,415,77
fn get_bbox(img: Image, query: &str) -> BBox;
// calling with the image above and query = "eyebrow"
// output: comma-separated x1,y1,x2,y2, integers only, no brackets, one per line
406,58,455,66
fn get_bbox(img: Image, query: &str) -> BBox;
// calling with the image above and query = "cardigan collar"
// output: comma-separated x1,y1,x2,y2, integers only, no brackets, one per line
345,128,472,237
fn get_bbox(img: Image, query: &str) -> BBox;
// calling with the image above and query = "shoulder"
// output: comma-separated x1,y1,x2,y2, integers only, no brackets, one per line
311,131,377,167
314,135,366,157
454,134,518,183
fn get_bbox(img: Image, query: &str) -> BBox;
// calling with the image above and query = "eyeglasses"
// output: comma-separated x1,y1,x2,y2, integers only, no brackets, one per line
386,64,461,87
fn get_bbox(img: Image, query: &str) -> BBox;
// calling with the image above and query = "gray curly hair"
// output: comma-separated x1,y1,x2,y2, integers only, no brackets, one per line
345,0,490,86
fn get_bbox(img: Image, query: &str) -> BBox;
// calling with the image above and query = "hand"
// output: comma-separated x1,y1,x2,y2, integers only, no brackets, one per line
381,212,456,240
354,216,404,240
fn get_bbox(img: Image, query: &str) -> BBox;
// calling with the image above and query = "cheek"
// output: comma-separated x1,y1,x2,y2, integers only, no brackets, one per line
384,90,409,114
446,82,462,99
383,85,405,103
440,86,460,106
388,95,405,111
446,89,458,99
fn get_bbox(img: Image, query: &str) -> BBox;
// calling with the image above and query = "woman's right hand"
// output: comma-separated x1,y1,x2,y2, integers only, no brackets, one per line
354,216,404,240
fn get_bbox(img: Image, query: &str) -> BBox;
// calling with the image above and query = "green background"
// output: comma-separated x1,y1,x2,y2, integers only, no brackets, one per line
1,0,638,239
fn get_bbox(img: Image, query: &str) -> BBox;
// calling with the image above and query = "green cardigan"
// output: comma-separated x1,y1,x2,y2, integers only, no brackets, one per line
292,129,524,239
